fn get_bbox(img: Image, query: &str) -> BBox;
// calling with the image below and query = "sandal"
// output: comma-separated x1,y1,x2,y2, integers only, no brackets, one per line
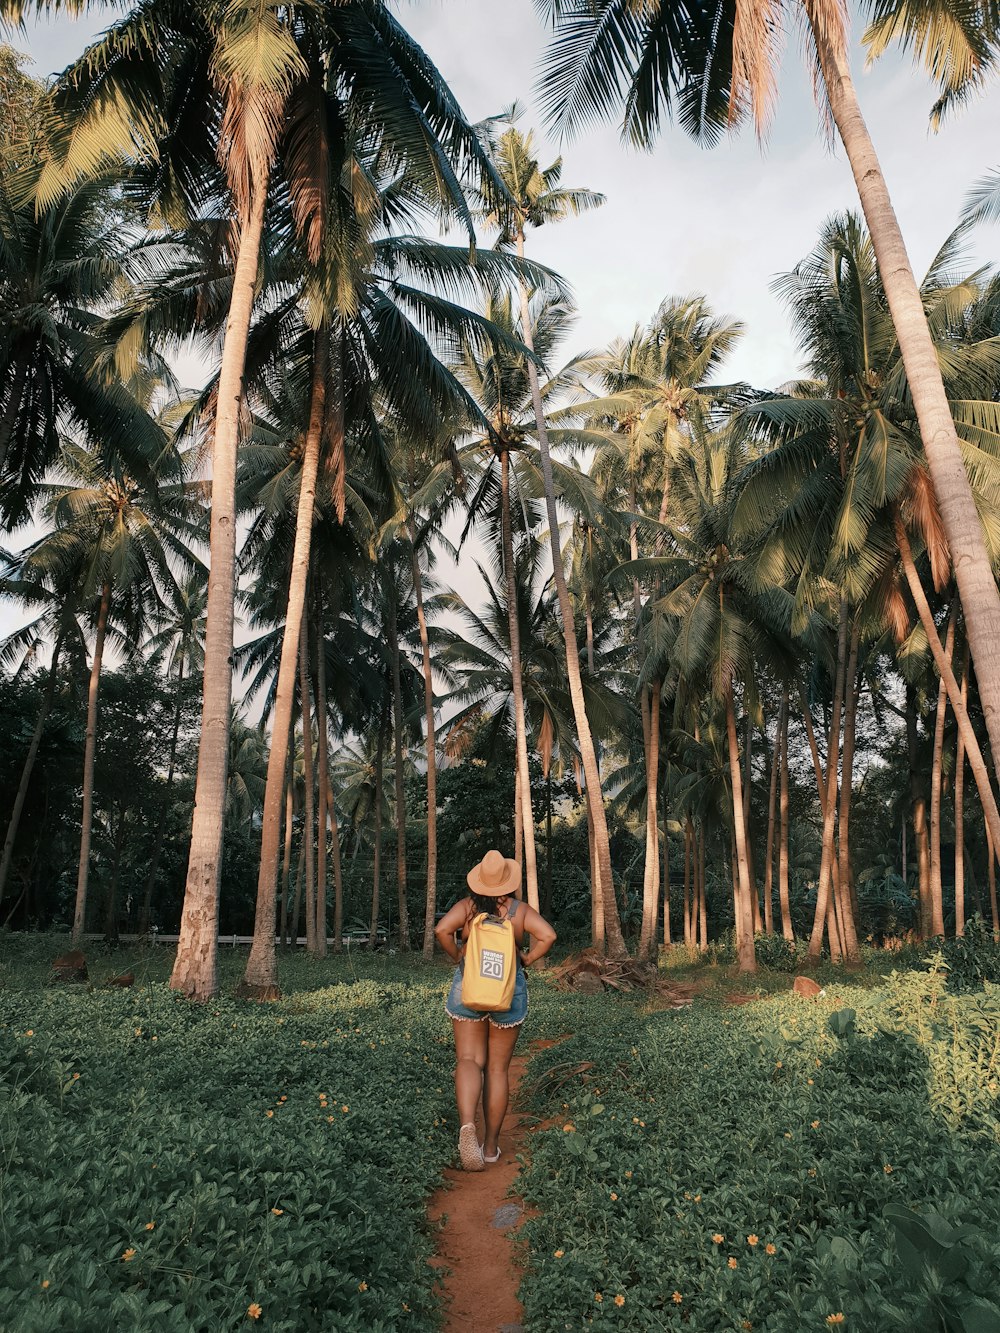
459,1123,484,1172
483,1144,501,1164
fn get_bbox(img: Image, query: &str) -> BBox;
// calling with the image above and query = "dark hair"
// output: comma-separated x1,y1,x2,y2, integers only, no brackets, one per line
470,890,511,917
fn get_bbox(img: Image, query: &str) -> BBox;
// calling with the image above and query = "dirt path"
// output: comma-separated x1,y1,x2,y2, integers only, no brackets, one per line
427,1040,556,1333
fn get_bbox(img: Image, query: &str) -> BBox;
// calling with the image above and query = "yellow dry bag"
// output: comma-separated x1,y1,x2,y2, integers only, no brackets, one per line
461,912,517,1012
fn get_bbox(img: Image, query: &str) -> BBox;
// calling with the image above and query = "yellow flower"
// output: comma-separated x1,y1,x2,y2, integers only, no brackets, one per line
712,1233,725,1244
784,1132,793,1139
563,1123,575,1133
122,1249,136,1263
610,1192,618,1201
280,1095,287,1102
594,1293,603,1303
811,1120,820,1129
554,1249,565,1258
614,1294,625,1307
358,1281,368,1292
134,1028,142,1036
775,1060,783,1069
24,1030,33,1038
402,1303,410,1312
327,1115,334,1123
728,1257,738,1270
684,1192,692,1200
73,1072,80,1079
808,1168,818,1178
271,1208,283,1217
41,1280,50,1290
743,1322,754,1331
694,1194,701,1202
747,1234,759,1246
884,1164,893,1174
342,1106,350,1113
247,1302,262,1320
624,1170,632,1179
266,1110,274,1118
145,1222,155,1231
807,1078,814,1085
765,1244,776,1256
672,1292,683,1304
825,1316,845,1326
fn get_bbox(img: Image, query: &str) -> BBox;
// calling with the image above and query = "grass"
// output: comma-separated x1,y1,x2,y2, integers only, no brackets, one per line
2,933,999,1331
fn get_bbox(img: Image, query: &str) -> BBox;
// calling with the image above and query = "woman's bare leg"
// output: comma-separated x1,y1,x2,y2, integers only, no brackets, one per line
483,1022,521,1157
452,1018,488,1127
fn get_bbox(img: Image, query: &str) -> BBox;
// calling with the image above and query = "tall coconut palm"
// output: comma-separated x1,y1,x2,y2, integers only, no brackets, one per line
12,0,513,998
0,172,171,528
453,288,605,914
574,296,748,954
538,0,1000,819
15,432,197,942
0,551,88,906
477,112,627,953
733,213,1000,951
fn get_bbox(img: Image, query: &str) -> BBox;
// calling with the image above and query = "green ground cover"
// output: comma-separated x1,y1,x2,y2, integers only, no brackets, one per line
2,938,1000,1332
520,965,1000,1331
0,939,458,1332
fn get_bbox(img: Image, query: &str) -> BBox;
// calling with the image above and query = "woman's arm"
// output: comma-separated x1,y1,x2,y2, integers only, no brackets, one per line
433,899,471,964
519,905,557,967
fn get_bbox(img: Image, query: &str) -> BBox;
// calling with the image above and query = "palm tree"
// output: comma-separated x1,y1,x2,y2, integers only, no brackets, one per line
453,288,603,914
15,0,512,998
575,296,747,954
140,569,208,931
538,0,1000,817
0,172,170,527
733,213,1000,950
0,552,88,907
15,432,196,943
478,112,627,954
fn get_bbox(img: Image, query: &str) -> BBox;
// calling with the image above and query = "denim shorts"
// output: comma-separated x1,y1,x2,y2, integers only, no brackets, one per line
445,960,528,1028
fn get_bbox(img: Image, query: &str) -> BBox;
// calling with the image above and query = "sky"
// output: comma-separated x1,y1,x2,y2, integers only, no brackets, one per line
5,1,1000,659
12,0,1000,392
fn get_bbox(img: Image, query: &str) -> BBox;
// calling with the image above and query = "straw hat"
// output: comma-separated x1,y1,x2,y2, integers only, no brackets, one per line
466,848,521,896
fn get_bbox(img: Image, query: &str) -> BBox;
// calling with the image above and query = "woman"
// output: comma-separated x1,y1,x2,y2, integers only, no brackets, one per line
435,848,557,1171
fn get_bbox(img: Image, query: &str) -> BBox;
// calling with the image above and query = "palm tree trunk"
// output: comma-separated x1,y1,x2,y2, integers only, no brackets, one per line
683,816,693,948
172,172,270,1000
0,626,65,907
72,580,110,945
290,832,305,947
778,689,793,941
300,615,317,956
763,715,779,936
141,656,186,933
955,652,969,937
280,744,294,947
743,714,760,933
313,599,330,959
906,682,933,939
500,449,540,911
241,336,326,994
987,827,1000,940
514,766,523,866
895,518,1000,853
370,710,388,949
386,583,410,950
408,537,439,956
929,607,957,939
698,822,707,952
327,783,344,953
516,234,625,956
662,767,671,946
725,684,756,974
640,679,661,956
810,17,1000,776
807,608,848,960
835,621,862,961
586,786,605,950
